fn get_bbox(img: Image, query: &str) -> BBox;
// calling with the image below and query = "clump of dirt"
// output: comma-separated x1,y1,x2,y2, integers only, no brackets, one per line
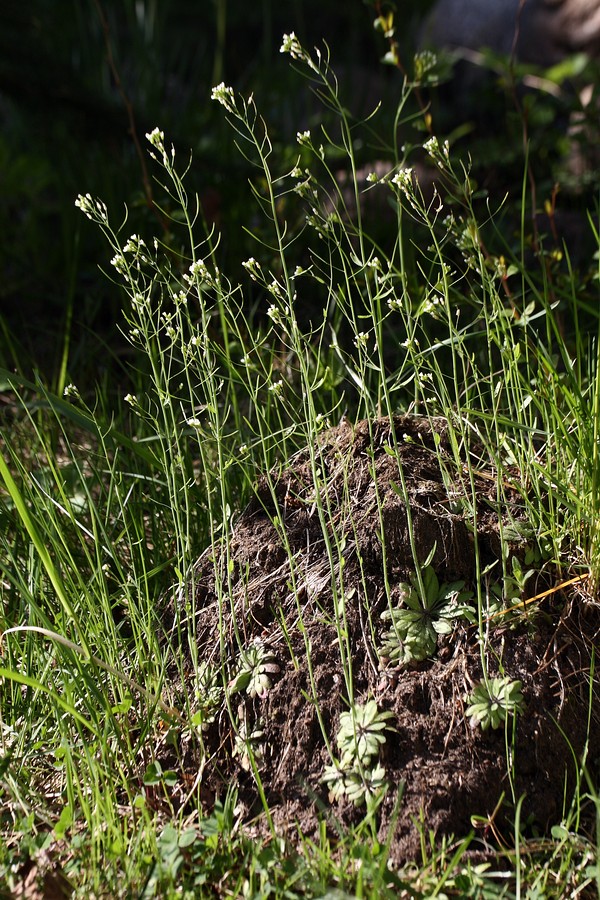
169,415,600,863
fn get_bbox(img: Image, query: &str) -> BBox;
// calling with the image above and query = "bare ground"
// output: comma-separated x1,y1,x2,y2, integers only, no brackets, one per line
164,415,600,863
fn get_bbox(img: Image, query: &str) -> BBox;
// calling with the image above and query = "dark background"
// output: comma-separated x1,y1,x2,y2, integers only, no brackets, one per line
4,0,596,386
0,0,432,376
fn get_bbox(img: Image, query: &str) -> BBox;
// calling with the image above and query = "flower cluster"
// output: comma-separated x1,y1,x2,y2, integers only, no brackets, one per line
110,253,128,276
145,127,171,163
269,379,284,397
242,257,261,281
210,82,236,113
123,235,147,257
121,234,150,269
392,167,414,193
266,304,282,325
423,135,450,168
145,127,165,151
280,32,304,60
184,259,211,285
418,293,444,318
75,193,108,224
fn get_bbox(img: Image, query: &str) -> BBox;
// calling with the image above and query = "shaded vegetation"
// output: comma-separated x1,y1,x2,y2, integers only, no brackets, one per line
1,2,600,897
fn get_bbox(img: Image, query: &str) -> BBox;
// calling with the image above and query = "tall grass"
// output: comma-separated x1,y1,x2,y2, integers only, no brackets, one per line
1,34,599,896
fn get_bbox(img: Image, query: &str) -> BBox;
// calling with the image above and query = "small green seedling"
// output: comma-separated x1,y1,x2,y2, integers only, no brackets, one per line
191,662,223,731
229,640,280,698
337,698,395,767
322,760,388,806
466,677,524,731
321,699,394,806
380,564,474,665
233,719,266,772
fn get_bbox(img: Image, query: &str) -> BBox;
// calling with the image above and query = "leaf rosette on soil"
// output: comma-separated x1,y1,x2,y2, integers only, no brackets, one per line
166,415,600,862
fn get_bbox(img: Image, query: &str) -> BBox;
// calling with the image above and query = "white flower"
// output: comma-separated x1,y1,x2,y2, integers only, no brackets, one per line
63,383,79,399
75,193,108,223
267,304,282,324
186,259,210,283
424,136,439,157
293,179,314,198
187,417,202,428
124,394,137,406
419,294,443,317
424,135,450,167
123,235,146,254
110,254,127,275
242,257,261,280
401,337,419,350
267,279,284,298
280,32,304,59
211,82,236,112
392,168,414,191
146,127,165,150
269,379,284,396
297,130,311,146
354,331,369,349
74,193,93,217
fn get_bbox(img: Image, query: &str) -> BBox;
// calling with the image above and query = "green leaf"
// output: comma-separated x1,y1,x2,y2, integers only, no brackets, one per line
421,565,439,604
54,804,73,839
0,368,157,466
228,669,251,694
0,668,97,734
143,761,163,785
178,828,198,849
466,678,524,731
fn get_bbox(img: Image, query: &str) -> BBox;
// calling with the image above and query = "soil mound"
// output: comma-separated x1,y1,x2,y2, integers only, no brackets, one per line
172,415,600,862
